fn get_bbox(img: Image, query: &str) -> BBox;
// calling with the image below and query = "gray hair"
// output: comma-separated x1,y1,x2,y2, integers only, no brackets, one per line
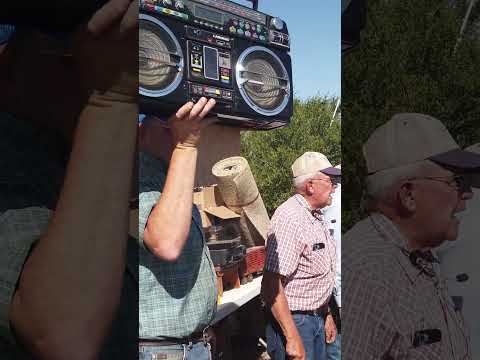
293,172,318,191
365,161,431,202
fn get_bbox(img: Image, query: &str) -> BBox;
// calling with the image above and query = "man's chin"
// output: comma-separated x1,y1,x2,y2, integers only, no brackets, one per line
444,218,460,242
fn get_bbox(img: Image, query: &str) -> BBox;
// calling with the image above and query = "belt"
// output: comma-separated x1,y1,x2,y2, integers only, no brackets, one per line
291,304,329,317
140,331,211,347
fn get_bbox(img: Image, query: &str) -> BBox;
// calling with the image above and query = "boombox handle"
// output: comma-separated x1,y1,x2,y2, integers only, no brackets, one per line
245,0,259,11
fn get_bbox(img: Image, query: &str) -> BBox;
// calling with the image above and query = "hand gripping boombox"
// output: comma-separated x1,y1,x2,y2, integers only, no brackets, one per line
139,0,294,129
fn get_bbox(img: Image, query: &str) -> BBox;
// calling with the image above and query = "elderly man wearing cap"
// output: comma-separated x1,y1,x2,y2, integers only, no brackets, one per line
343,113,480,360
437,143,480,357
262,152,340,360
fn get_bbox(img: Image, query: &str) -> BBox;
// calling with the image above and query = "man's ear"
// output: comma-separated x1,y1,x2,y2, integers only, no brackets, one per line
398,182,416,213
305,181,314,196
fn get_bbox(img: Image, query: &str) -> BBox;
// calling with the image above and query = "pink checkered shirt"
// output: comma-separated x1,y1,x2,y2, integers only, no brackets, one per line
343,213,471,360
265,194,336,311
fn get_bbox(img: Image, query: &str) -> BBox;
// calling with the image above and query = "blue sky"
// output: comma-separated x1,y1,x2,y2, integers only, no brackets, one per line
237,0,341,99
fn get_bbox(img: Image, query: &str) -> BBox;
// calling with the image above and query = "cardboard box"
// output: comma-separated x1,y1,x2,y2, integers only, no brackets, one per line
193,185,240,228
193,184,221,209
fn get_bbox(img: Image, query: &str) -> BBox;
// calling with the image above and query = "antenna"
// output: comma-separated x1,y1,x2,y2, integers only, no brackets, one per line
454,0,478,53
330,98,341,126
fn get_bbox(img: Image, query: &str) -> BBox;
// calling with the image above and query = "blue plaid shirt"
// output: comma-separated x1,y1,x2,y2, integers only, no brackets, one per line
138,151,217,339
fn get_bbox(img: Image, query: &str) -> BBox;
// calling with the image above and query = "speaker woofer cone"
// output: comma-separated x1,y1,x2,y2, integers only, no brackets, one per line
139,14,184,98
236,46,290,116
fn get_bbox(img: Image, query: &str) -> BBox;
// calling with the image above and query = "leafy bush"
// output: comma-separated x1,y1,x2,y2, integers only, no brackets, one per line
241,97,341,217
342,0,480,231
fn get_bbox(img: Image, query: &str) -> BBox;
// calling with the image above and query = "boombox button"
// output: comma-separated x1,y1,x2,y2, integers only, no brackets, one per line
229,26,236,33
237,29,244,35
259,35,266,41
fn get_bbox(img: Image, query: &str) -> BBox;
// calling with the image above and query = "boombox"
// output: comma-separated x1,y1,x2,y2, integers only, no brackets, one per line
139,0,293,130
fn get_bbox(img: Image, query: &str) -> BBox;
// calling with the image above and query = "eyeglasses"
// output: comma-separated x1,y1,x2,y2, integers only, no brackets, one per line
409,175,471,193
310,177,339,186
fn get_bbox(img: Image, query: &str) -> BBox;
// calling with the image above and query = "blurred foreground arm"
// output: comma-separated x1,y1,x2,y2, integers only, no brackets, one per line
9,1,138,359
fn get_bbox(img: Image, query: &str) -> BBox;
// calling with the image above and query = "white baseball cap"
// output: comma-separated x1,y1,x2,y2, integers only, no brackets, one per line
363,113,480,173
292,152,341,178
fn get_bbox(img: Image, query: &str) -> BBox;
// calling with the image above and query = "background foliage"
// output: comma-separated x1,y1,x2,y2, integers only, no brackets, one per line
342,0,480,231
240,97,341,217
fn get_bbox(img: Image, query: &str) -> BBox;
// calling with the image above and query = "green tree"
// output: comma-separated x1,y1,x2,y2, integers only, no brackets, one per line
342,0,480,231
241,96,341,217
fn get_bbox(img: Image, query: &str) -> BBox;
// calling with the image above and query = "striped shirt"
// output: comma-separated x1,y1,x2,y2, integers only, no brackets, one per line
264,194,336,311
343,213,471,360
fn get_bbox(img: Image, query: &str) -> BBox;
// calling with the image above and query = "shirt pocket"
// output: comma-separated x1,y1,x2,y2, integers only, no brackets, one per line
302,242,331,276
406,341,443,360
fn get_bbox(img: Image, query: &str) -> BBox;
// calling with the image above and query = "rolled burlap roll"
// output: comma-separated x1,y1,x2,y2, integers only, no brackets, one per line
212,157,269,247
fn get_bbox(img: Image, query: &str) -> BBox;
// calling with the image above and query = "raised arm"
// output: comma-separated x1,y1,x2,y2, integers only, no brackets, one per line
143,98,216,261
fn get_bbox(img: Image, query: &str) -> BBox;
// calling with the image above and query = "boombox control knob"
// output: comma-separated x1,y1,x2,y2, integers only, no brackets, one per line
163,0,173,6
175,0,185,10
270,17,284,31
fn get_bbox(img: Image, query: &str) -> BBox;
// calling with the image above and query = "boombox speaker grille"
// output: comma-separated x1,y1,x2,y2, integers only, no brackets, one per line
139,14,184,97
236,46,291,116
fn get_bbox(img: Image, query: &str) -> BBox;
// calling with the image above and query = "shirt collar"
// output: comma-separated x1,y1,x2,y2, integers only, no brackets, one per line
369,213,435,285
294,194,322,223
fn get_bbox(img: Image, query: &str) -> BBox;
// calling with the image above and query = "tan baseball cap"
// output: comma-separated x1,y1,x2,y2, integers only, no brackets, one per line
363,113,480,173
292,152,341,178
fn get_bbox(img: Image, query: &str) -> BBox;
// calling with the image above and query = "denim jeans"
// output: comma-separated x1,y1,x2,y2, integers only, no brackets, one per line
326,334,341,360
266,313,327,360
139,342,212,360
